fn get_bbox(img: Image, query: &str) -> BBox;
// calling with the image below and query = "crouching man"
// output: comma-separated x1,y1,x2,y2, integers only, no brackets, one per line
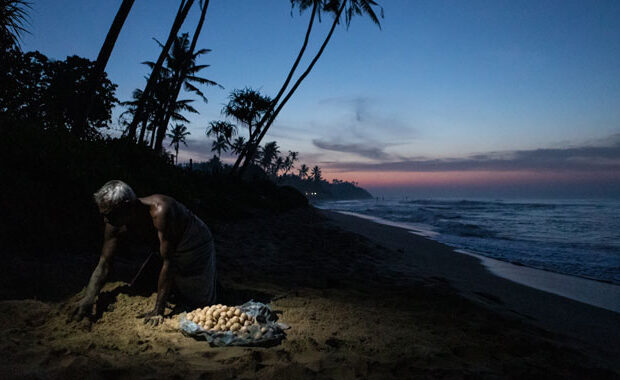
72,180,217,326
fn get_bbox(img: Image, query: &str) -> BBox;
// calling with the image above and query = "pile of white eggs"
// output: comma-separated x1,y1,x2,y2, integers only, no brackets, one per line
186,304,267,336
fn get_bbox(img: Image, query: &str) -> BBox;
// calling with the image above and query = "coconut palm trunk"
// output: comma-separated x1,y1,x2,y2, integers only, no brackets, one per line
231,2,318,173
80,0,134,135
126,0,194,141
238,1,346,176
154,0,209,153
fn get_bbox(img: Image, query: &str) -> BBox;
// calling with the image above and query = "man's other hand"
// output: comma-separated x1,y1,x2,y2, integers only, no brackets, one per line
137,309,164,326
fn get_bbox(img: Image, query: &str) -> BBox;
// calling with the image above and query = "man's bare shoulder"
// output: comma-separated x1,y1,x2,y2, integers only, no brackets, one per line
140,194,186,229
140,194,177,212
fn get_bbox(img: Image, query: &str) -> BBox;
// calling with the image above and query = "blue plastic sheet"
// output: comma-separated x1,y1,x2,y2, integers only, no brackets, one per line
178,300,288,347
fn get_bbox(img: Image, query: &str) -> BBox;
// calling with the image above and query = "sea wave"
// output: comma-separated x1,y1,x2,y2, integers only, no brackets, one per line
318,198,620,285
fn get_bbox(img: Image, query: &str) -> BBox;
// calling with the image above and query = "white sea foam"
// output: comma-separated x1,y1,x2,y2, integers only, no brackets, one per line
318,198,620,285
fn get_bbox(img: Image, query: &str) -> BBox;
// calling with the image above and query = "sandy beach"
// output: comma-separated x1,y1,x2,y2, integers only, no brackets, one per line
1,206,619,379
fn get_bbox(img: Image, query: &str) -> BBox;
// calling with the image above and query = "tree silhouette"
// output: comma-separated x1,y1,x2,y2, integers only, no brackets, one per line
259,141,280,172
80,0,134,132
282,150,299,176
0,0,31,51
298,164,309,179
231,136,246,155
126,0,195,140
167,123,190,164
225,88,272,169
206,119,237,156
152,30,220,152
311,165,322,182
121,81,197,147
1,50,117,138
141,33,218,152
238,0,383,175
211,134,229,158
155,0,213,152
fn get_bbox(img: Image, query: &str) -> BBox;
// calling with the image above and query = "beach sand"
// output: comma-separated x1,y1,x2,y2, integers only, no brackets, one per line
1,207,618,379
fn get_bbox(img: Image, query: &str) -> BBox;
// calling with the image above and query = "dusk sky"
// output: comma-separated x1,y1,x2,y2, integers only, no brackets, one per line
22,0,620,198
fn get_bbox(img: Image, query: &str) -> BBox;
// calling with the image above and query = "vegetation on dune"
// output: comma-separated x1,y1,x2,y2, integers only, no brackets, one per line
0,124,308,256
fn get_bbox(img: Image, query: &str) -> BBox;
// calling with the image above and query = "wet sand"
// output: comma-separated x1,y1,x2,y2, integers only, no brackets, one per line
324,210,620,370
0,207,618,379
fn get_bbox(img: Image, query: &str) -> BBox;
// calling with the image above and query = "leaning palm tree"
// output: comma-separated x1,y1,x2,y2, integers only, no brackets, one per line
298,163,309,179
126,0,195,140
0,0,31,50
230,0,318,173
238,0,383,175
80,0,134,131
155,0,217,152
167,123,190,164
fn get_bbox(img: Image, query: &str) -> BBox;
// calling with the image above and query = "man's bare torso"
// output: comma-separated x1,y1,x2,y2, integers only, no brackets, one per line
108,194,190,250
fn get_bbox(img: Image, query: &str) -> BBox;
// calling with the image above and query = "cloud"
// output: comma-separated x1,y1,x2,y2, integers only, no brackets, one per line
312,139,391,160
323,134,620,173
316,96,417,142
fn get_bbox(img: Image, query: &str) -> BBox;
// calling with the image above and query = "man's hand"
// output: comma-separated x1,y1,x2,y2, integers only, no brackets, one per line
137,309,164,326
70,300,95,322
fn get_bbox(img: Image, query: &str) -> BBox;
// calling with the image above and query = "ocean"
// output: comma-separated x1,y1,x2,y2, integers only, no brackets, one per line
316,198,620,285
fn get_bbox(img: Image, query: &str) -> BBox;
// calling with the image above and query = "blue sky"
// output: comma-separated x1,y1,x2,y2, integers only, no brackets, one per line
21,0,620,197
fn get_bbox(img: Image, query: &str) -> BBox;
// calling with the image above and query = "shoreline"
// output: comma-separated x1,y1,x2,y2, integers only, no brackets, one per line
329,210,620,313
322,209,620,368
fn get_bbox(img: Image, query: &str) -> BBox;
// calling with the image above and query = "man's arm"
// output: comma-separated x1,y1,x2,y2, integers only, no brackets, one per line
72,224,120,320
140,203,179,326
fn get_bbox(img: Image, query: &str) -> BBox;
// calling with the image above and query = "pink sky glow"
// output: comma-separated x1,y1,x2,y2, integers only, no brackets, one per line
322,170,620,188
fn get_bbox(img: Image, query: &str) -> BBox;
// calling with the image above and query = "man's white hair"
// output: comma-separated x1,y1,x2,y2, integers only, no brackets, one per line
93,180,136,209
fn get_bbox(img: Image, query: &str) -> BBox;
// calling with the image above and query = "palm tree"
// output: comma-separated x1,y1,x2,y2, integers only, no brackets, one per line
223,88,272,138
0,0,31,51
259,141,280,172
143,32,219,152
126,0,195,140
155,41,220,152
206,120,237,153
155,0,217,152
298,163,309,179
122,79,198,147
226,88,273,171
311,165,322,182
167,123,190,164
211,134,229,158
239,0,383,175
273,156,284,177
282,150,298,175
231,136,246,155
230,1,318,174
81,0,134,131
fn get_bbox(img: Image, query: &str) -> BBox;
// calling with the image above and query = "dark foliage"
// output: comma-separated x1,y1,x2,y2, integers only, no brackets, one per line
1,124,308,256
0,49,118,139
279,174,372,200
